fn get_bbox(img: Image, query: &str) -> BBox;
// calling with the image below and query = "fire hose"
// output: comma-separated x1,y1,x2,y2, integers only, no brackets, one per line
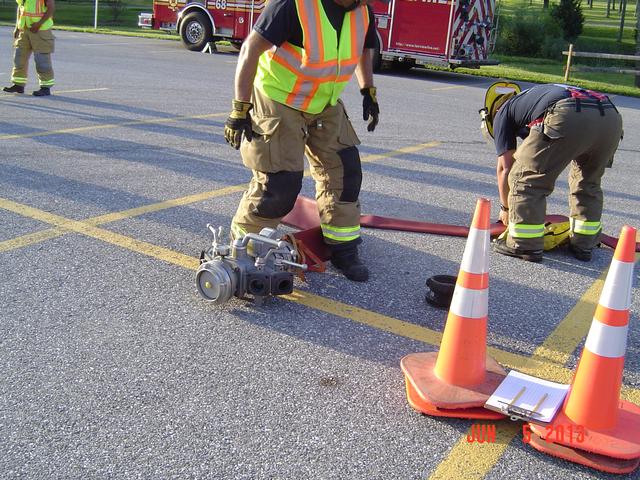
282,196,640,267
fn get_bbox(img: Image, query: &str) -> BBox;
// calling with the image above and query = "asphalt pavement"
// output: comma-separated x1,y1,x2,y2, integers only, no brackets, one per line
1,28,640,479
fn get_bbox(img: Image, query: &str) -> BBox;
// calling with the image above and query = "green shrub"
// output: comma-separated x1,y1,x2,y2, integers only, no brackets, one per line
496,9,564,59
551,0,585,42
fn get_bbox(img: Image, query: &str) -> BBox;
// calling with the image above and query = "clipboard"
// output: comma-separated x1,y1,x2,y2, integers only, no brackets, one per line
484,371,569,424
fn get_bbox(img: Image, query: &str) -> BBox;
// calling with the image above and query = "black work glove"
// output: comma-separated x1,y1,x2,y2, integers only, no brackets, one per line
224,100,254,150
360,87,379,132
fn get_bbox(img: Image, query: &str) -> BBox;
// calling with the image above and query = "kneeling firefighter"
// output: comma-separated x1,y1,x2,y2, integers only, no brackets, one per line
479,82,623,263
223,0,386,282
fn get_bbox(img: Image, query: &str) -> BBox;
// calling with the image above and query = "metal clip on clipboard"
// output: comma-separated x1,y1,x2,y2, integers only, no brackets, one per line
499,403,546,423
498,387,549,423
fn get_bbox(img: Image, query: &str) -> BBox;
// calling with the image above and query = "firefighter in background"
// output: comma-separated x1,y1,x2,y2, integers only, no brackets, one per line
479,82,623,262
3,0,56,96
224,0,385,282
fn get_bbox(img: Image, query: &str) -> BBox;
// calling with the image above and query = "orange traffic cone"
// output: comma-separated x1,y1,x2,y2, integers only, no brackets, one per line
528,225,640,474
401,198,506,419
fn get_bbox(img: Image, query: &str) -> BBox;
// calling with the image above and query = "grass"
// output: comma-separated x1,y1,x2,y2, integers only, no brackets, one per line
498,0,638,54
487,0,640,96
1,0,639,96
0,0,152,29
426,55,640,97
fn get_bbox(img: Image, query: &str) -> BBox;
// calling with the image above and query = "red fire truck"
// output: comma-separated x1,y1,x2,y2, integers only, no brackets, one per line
139,0,498,69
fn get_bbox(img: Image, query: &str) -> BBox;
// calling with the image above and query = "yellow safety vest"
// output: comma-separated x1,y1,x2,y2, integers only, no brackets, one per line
17,0,54,30
254,0,369,114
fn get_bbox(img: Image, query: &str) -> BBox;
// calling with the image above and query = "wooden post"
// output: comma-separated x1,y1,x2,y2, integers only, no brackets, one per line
564,44,574,82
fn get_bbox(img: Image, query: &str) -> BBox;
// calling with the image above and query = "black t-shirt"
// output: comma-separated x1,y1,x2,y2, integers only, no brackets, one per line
493,84,571,156
254,0,377,50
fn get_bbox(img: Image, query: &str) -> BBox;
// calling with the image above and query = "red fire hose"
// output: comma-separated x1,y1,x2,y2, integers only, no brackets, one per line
284,196,640,266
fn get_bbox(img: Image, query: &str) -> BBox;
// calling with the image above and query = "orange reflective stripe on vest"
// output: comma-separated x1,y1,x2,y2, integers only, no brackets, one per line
17,0,53,29
255,0,369,114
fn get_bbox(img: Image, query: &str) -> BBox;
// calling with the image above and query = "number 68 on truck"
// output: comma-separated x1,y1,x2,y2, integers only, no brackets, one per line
139,0,499,70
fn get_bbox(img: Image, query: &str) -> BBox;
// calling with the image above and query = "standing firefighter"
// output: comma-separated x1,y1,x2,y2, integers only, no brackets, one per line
479,82,623,262
3,0,55,96
224,0,384,282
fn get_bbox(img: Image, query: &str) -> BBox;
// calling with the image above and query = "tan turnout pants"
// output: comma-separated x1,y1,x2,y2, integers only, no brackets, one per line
11,28,55,87
507,97,623,251
232,88,362,245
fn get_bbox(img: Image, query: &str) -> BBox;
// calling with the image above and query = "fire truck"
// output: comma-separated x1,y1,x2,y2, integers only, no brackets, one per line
139,0,498,69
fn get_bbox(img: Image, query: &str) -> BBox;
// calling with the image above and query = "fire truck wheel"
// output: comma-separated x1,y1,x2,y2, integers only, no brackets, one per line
392,60,415,72
180,11,212,51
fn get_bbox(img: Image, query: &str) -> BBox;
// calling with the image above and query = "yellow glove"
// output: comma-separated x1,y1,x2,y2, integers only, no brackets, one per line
224,100,253,150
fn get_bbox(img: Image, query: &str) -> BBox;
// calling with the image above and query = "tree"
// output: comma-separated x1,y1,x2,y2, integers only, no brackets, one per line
636,2,640,87
552,0,585,41
618,0,627,42
107,0,127,23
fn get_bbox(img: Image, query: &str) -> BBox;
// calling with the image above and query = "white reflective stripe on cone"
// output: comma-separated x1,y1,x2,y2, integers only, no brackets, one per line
460,227,489,274
449,287,488,319
599,260,635,311
584,321,629,358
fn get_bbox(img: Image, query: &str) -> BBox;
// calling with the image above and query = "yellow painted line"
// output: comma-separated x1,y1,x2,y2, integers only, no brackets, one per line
0,142,441,254
282,290,444,346
3,132,638,473
0,133,638,480
302,141,441,175
0,227,68,253
0,198,198,271
428,254,640,480
280,290,565,382
529,275,604,366
0,196,599,386
0,112,226,140
1,196,639,416
0,185,248,253
362,141,441,163
84,185,247,226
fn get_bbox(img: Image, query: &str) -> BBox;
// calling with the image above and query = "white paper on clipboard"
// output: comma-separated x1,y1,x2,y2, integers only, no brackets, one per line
484,370,569,423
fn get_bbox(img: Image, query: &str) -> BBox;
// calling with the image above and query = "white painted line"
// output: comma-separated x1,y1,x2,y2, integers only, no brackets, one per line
0,87,109,101
432,85,465,91
79,42,133,46
55,87,110,94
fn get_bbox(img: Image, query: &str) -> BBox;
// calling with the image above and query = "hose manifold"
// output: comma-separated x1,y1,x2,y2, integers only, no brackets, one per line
196,226,307,304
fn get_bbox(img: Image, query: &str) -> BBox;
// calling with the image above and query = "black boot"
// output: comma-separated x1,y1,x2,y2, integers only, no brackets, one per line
568,243,592,262
3,84,25,94
32,87,51,96
330,242,369,282
493,237,543,262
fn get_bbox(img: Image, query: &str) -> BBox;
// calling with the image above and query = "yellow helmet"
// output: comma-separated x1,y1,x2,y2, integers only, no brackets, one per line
479,81,521,141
